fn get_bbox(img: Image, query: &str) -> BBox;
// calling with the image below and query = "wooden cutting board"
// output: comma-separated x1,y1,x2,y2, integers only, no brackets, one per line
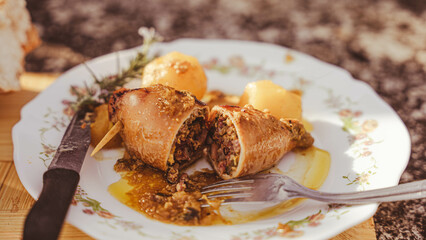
0,73,377,240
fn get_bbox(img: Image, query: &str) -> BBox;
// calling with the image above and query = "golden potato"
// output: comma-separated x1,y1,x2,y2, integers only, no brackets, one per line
90,104,122,148
239,80,302,120
142,51,207,99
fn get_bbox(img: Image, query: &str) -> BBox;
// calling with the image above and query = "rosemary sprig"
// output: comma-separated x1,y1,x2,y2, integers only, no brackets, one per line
67,82,100,113
95,51,148,97
95,27,163,101
65,27,163,114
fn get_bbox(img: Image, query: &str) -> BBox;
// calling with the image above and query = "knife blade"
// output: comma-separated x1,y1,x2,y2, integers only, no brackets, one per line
23,110,91,240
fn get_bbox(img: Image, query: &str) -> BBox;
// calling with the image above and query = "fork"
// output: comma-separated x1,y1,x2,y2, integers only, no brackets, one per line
201,173,426,205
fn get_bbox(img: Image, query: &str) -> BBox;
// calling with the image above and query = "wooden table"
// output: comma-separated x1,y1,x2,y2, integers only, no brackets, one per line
0,73,377,239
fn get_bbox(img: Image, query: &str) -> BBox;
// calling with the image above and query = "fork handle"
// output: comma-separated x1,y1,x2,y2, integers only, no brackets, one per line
295,179,426,204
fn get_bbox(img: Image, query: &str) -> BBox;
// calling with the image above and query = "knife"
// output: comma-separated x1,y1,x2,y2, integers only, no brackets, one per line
23,110,91,240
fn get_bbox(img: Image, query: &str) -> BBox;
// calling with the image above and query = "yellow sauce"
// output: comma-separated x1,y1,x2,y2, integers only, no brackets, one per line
108,177,133,205
302,118,314,132
108,146,330,225
109,166,223,225
298,147,330,190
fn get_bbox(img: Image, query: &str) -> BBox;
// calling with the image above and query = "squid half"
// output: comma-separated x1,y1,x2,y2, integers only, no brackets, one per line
207,105,314,179
109,84,209,182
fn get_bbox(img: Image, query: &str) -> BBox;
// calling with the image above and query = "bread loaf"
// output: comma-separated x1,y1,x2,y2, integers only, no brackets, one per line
0,0,40,92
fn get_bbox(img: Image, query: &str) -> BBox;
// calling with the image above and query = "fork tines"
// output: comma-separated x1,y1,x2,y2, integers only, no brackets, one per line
201,179,255,203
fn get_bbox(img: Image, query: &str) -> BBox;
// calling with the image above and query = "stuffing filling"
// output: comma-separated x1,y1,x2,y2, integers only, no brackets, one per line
166,108,208,183
207,113,241,176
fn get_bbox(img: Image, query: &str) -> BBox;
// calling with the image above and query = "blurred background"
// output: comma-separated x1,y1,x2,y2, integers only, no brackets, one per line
24,0,425,238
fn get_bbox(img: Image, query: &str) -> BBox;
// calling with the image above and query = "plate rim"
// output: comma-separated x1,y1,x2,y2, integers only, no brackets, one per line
12,38,411,239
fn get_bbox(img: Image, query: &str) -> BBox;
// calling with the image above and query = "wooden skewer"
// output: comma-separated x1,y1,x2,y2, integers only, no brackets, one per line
91,121,123,156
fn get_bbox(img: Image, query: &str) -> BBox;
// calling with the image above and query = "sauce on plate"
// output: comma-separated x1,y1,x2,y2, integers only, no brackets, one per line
108,146,330,225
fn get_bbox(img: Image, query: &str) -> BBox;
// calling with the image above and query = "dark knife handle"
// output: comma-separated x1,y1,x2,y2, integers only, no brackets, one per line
23,168,80,240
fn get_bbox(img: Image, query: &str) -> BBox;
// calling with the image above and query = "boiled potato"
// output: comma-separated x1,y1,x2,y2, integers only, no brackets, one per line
239,80,302,120
142,51,207,99
91,104,122,148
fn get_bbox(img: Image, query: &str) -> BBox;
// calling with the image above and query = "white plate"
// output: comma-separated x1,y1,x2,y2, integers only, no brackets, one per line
13,39,410,239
